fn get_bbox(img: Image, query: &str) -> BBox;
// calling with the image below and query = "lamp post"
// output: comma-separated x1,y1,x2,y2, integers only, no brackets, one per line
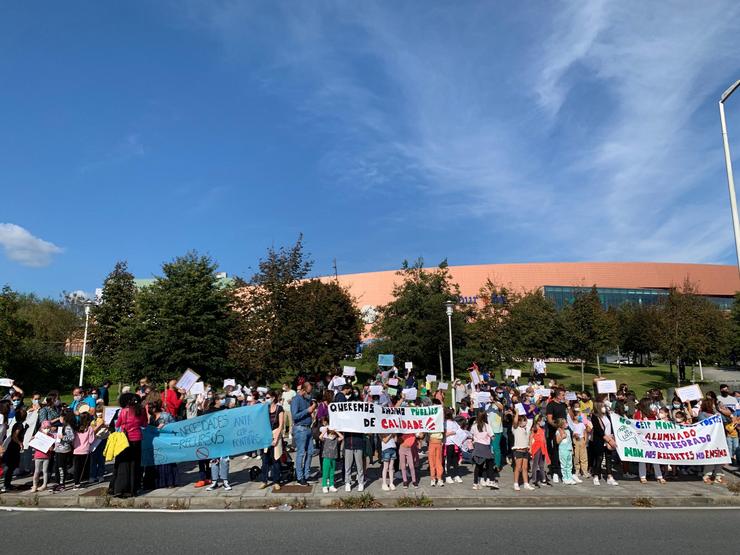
719,79,740,276
78,304,91,387
445,300,456,408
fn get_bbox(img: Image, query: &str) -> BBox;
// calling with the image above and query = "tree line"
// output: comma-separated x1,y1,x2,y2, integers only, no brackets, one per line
1,242,738,391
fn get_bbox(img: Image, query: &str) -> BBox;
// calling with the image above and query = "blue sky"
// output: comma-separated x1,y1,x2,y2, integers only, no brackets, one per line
2,1,740,298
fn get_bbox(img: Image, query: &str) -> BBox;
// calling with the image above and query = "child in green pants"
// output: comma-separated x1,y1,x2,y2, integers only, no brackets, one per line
320,420,343,493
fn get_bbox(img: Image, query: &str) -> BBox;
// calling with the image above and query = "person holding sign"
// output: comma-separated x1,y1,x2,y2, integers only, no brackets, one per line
590,402,618,486
511,410,535,491
30,420,54,492
109,393,148,498
634,398,665,485
471,411,498,490
1,407,26,493
698,399,725,484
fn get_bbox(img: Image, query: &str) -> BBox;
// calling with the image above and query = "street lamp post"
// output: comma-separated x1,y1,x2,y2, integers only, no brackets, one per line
719,79,740,276
78,304,91,387
445,300,455,408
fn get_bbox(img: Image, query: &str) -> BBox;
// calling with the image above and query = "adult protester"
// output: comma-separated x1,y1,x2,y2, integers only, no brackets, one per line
149,400,178,488
161,380,184,419
260,390,285,491
291,382,316,486
545,388,567,483
590,401,618,486
98,381,112,406
109,393,147,498
281,383,297,443
336,383,365,492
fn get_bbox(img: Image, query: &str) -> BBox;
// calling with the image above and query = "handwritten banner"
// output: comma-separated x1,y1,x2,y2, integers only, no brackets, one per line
142,404,272,466
610,414,730,466
329,401,443,434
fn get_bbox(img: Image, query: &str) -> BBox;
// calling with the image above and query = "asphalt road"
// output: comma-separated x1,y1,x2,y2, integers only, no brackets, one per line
2,508,736,554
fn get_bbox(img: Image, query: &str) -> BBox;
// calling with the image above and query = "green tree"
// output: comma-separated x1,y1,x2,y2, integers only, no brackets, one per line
0,286,34,378
506,289,561,362
371,259,470,377
563,286,616,388
616,303,660,365
463,280,516,370
90,261,137,382
128,252,233,382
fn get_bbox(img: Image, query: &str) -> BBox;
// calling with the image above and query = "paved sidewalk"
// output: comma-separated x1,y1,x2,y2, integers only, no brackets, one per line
2,453,739,510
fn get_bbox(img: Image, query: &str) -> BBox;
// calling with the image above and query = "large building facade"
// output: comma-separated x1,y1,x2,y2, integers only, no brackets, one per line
318,262,739,323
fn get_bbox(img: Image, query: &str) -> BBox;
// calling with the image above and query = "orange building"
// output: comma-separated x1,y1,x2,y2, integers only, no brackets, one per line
318,262,739,324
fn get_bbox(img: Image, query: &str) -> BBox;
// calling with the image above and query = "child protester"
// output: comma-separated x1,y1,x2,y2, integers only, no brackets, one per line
556,418,578,484
529,414,551,487
380,432,397,491
512,411,535,491
72,412,96,489
31,420,54,492
319,419,343,493
53,411,75,491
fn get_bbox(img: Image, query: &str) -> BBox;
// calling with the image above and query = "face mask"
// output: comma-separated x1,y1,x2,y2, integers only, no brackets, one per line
220,399,226,407
265,398,272,405
13,400,20,407
74,395,81,401
539,421,545,428
673,403,681,409
497,393,503,398
529,396,535,402
33,399,40,405
92,394,98,399
577,415,582,422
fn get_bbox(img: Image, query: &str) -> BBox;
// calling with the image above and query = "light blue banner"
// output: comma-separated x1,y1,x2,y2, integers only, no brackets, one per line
142,404,272,466
378,353,394,367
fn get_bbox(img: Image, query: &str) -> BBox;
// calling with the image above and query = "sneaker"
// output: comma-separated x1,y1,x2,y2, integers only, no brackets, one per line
357,483,364,492
223,481,232,491
438,479,444,487
274,484,281,491
583,473,591,479
480,478,489,486
194,480,207,488
562,479,576,485
403,483,409,489
473,483,480,490
446,476,454,484
38,484,46,492
491,480,500,490
345,483,352,492
573,476,583,483
430,479,436,487
413,483,419,489
323,487,329,493
593,476,600,486
454,476,463,483
382,483,390,491
513,483,521,491
205,482,219,491
259,482,270,489
524,483,535,490
552,474,560,483
329,486,337,492
31,485,37,493
389,483,396,490
607,477,619,486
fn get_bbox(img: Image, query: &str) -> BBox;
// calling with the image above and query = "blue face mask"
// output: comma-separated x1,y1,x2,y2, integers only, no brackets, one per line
13,400,21,408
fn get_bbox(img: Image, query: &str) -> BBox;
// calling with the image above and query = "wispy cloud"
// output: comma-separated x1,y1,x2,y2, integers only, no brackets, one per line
179,0,740,264
80,133,145,173
0,223,64,267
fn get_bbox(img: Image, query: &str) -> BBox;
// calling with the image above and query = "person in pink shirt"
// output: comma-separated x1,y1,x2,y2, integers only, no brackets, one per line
31,420,54,492
72,413,96,489
110,393,148,498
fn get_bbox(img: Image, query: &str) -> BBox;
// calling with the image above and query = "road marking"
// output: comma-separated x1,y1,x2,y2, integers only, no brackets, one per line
3,506,739,514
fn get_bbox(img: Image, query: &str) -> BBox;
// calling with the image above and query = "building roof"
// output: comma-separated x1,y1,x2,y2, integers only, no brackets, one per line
320,262,739,308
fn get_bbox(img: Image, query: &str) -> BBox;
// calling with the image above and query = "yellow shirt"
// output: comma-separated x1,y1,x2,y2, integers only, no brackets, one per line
579,400,594,416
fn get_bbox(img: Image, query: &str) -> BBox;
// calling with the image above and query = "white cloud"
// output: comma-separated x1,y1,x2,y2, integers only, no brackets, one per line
0,223,64,267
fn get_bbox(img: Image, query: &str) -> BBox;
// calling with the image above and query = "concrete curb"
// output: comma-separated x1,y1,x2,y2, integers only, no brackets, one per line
2,491,739,510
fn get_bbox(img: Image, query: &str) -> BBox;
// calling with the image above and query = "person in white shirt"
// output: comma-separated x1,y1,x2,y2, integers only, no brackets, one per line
444,410,463,484
281,383,297,441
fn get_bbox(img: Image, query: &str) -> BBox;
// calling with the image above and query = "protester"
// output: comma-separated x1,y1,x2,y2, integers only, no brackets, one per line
556,418,579,485
590,401,618,486
545,388,568,483
260,389,284,491
380,431,397,491
53,410,75,491
1,407,26,493
529,414,551,486
511,410,535,491
471,411,498,490
291,382,316,486
149,400,178,488
31,420,53,492
110,393,148,498
71,412,95,489
319,420,342,493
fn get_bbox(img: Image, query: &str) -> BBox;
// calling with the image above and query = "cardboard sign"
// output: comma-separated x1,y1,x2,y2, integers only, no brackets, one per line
223,379,236,388
0,378,14,387
402,388,417,401
505,369,522,378
404,362,413,370
596,380,617,394
676,384,702,403
190,382,205,396
29,431,55,454
378,354,394,367
477,391,492,404
343,366,357,376
438,382,449,390
369,385,383,396
176,369,200,392
426,374,437,383
103,407,118,425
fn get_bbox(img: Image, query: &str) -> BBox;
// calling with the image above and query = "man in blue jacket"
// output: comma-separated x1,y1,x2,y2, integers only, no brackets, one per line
291,382,316,486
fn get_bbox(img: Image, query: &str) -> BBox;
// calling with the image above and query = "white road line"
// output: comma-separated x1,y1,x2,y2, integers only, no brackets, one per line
2,506,739,514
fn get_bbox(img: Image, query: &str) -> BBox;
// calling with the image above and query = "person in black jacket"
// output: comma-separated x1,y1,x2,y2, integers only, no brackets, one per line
590,402,619,486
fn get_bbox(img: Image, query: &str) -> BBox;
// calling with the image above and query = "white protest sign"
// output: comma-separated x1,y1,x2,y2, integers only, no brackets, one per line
369,385,383,396
515,403,526,416
0,378,14,387
438,382,449,390
505,369,522,378
103,407,118,425
477,391,492,404
517,385,529,393
190,382,205,396
387,378,399,386
23,410,39,449
329,402,443,434
596,380,617,394
610,413,730,465
426,374,437,383
402,388,417,401
223,379,236,388
565,391,578,401
257,387,269,394
676,384,702,403
534,388,551,398
343,366,357,376
470,371,481,386
29,431,55,454
176,369,200,392
405,362,413,370
334,377,347,387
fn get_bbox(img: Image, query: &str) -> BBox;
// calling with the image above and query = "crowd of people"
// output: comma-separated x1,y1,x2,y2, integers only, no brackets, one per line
1,362,739,497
